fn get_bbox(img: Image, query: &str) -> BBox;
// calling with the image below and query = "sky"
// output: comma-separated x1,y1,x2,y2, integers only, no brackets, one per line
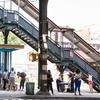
47,0,100,29
1,0,100,30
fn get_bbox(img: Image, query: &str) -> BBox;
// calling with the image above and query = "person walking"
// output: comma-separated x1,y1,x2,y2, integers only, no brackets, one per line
88,73,93,93
47,70,54,94
74,69,82,96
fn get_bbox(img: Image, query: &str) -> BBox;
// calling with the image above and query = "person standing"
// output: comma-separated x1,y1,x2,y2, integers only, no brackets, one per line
47,70,54,94
56,74,62,92
17,72,26,91
9,68,16,90
88,73,93,92
74,69,82,96
68,71,75,92
3,69,8,90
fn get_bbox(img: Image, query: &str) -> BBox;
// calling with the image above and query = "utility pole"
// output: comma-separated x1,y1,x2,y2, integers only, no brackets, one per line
37,0,49,95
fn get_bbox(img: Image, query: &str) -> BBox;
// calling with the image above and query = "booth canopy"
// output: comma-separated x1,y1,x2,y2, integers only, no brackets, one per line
0,44,24,52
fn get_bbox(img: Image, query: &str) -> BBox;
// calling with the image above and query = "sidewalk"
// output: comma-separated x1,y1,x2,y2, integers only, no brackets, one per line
0,90,99,100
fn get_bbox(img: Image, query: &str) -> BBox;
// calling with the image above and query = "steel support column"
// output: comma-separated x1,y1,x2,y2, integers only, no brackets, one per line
37,0,49,95
2,29,9,71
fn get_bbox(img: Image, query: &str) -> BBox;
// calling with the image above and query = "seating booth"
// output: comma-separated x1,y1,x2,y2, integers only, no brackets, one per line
0,44,24,73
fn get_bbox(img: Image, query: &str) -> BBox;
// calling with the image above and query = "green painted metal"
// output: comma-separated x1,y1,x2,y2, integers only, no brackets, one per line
26,82,35,95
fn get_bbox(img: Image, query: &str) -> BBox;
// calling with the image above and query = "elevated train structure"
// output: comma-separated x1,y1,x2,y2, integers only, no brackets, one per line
0,0,100,92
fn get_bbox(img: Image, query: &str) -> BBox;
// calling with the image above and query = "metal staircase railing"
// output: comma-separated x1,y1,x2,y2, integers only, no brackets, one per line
67,50,100,92
0,8,62,63
73,52,100,83
75,52,100,91
12,0,100,67
12,0,60,32
0,7,100,91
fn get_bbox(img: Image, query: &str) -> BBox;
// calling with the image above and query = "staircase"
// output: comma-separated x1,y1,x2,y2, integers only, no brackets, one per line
12,0,100,67
0,7,100,92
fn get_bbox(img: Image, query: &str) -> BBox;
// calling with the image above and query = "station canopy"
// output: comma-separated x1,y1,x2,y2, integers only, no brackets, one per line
0,44,24,52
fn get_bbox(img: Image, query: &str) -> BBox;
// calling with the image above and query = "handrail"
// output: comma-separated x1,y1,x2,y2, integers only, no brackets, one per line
0,7,64,51
75,51,89,62
1,0,100,63
0,7,99,86
5,9,38,30
74,51,98,73
63,30,100,64
12,0,60,31
48,37,61,48
74,32,100,56
12,0,100,64
73,53,100,84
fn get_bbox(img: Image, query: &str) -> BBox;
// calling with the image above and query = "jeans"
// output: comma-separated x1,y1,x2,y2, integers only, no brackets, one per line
74,79,81,94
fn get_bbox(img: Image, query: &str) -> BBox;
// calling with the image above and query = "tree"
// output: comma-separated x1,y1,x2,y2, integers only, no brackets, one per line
0,32,25,45
56,64,66,80
0,33,4,44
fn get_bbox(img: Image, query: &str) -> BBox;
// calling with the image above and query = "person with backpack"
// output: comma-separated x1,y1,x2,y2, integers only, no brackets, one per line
17,72,26,91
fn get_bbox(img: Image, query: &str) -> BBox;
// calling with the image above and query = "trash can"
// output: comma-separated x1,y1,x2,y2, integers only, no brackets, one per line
26,82,35,95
